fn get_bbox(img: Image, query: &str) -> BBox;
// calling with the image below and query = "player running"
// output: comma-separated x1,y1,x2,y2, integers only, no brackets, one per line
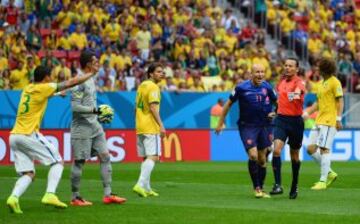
215,64,277,198
303,57,343,190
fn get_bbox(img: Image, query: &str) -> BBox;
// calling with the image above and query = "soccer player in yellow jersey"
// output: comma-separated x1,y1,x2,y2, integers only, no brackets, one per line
303,58,344,190
6,63,99,214
133,63,165,197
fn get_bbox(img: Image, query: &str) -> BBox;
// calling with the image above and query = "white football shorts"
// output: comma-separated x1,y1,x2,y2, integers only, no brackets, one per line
9,132,62,173
137,134,161,157
309,125,337,150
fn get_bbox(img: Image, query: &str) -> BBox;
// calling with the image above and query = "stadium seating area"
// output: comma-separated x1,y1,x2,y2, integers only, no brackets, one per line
0,0,360,93
259,0,360,93
0,0,277,92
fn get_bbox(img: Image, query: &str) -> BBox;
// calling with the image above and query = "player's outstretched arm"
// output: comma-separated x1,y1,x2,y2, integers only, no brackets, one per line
56,72,97,92
215,100,233,135
302,101,318,119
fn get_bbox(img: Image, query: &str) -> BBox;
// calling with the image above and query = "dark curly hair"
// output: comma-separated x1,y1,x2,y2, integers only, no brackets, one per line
318,57,336,77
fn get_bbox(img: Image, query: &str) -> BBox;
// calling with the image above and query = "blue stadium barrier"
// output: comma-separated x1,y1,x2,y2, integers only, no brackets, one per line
211,129,360,161
0,91,239,129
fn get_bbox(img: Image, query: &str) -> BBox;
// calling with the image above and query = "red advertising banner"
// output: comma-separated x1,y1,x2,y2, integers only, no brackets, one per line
0,130,210,165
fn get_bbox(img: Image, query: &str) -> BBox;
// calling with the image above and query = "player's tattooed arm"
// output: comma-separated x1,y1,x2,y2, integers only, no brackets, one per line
56,72,97,92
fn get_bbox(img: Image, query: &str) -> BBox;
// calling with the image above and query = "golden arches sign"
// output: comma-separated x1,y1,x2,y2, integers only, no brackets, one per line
163,132,182,161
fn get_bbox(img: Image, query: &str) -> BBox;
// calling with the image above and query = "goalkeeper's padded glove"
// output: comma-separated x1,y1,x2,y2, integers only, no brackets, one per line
97,104,114,124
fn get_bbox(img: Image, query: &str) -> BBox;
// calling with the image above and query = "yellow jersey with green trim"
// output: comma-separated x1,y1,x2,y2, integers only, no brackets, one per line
11,83,57,135
135,80,161,134
315,76,343,127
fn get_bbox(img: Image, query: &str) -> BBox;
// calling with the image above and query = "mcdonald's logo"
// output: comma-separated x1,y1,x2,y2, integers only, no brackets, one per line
163,132,182,161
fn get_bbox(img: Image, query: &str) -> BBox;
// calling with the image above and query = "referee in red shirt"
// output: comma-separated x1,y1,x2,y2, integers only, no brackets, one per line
270,58,305,199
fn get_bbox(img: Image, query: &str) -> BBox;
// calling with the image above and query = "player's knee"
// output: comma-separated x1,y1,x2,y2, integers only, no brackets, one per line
258,159,266,167
147,155,159,162
248,153,258,161
22,171,35,180
307,145,317,155
319,147,330,154
99,153,111,163
273,148,281,156
290,150,300,161
74,159,85,167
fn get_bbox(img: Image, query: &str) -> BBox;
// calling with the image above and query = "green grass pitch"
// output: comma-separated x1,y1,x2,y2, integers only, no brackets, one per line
1,162,359,224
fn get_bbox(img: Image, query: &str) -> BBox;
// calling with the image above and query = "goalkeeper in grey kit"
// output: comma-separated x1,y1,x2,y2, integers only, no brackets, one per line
70,50,126,206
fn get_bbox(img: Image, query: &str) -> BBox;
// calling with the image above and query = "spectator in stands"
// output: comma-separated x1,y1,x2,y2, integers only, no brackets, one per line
26,24,42,50
5,0,19,28
207,47,219,76
51,58,71,83
163,76,177,91
41,50,59,68
0,68,10,89
19,12,30,34
98,59,116,90
9,59,28,90
221,8,239,30
69,24,88,50
25,55,35,82
190,75,206,92
103,16,121,44
353,52,360,75
0,48,8,70
45,30,59,50
136,23,151,61
337,52,353,88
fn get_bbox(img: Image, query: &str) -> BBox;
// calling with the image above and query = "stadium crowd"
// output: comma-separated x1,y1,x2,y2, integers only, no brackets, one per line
0,0,360,93
257,0,360,93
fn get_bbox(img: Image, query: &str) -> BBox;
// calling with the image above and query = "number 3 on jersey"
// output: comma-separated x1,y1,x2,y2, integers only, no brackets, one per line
20,94,31,114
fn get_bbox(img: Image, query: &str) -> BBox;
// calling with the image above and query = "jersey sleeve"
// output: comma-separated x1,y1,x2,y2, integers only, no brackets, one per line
41,83,57,98
71,84,85,103
295,78,306,93
148,84,160,104
229,86,240,103
266,82,277,102
332,78,343,98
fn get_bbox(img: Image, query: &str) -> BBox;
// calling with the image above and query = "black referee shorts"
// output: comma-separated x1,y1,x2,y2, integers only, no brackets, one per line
274,114,304,150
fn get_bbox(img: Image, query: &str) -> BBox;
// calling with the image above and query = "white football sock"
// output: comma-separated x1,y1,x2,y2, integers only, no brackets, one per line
46,163,64,193
311,150,321,165
312,150,334,173
320,153,331,182
137,159,155,190
11,175,32,198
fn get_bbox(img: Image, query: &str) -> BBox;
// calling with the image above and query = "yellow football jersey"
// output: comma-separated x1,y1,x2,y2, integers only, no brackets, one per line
135,80,161,134
11,83,57,135
315,76,343,127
